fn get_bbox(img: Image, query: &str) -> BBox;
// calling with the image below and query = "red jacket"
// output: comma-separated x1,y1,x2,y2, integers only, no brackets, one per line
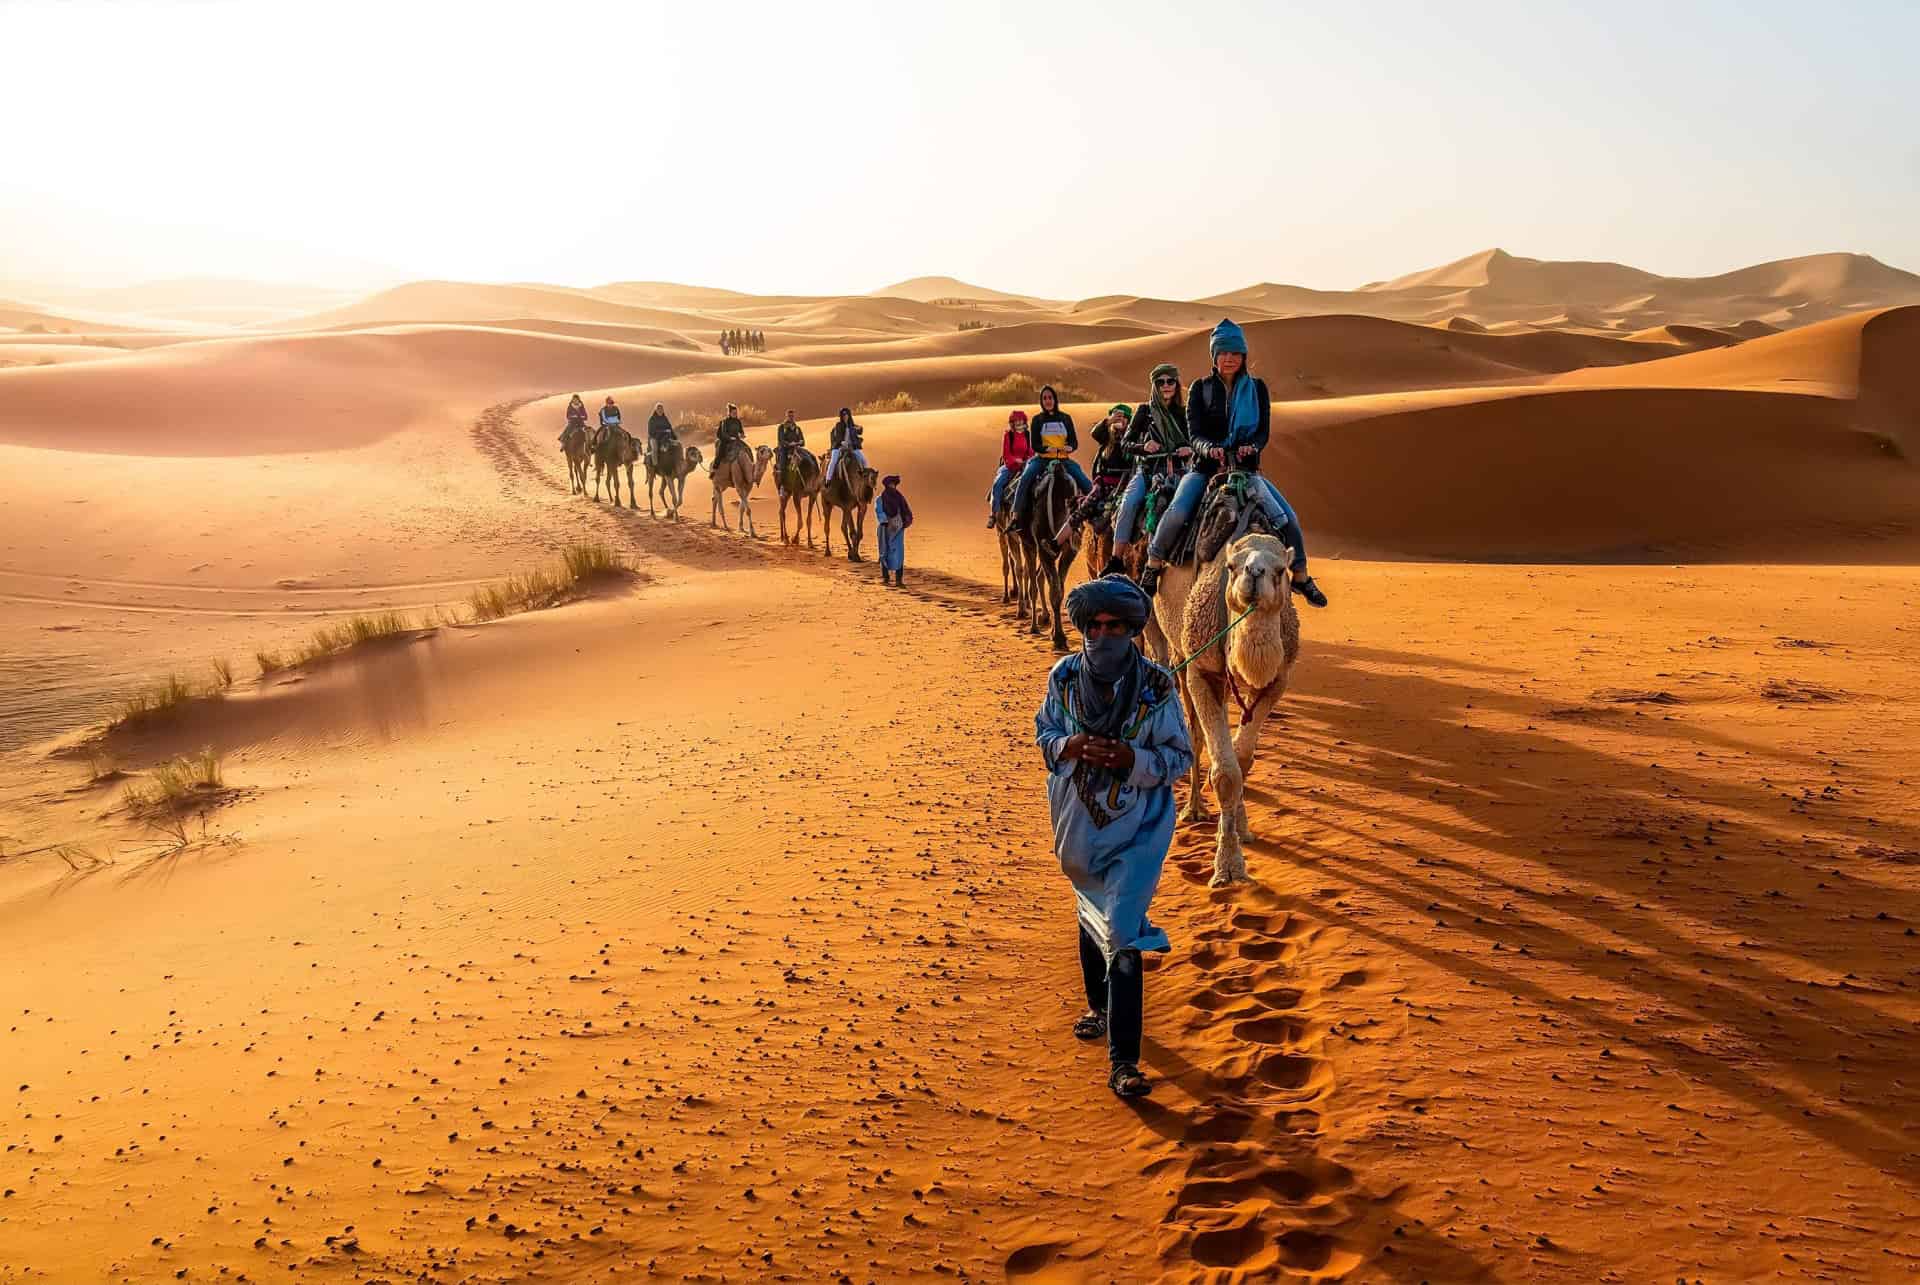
1001,428,1034,472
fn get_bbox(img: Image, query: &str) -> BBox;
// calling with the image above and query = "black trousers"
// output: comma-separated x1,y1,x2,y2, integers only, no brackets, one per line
1079,924,1143,1066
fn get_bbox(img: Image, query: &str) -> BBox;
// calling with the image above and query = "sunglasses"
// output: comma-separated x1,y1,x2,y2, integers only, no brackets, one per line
1154,376,1179,387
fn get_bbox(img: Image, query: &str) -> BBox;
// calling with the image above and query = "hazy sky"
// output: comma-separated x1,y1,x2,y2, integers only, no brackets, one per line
4,0,1916,298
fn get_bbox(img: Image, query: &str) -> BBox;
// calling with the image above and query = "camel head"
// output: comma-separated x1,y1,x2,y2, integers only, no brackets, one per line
1223,532,1295,617
680,446,703,477
752,443,775,480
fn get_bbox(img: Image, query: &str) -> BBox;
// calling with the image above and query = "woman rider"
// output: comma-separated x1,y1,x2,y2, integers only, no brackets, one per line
1103,363,1192,574
1009,385,1091,524
986,409,1034,526
826,408,868,479
559,393,589,444
1138,320,1328,608
1064,405,1136,542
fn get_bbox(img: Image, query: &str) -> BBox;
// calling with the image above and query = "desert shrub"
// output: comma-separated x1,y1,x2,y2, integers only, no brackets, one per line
677,404,770,437
468,542,628,622
947,371,1095,408
292,610,413,665
255,649,286,676
115,672,198,727
210,657,234,689
854,391,919,416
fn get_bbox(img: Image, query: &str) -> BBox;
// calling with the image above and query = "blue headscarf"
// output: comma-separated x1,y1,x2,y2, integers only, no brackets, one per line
1210,318,1248,360
1211,319,1260,445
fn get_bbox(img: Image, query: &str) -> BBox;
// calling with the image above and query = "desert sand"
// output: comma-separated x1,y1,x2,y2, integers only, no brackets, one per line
2,254,1917,1283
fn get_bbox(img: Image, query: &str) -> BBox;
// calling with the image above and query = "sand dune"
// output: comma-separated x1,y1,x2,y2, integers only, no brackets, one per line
4,252,1920,1284
0,325,736,454
868,274,1055,305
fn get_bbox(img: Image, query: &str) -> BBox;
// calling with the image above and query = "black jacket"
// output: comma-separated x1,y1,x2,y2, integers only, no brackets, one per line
830,420,863,450
1185,372,1270,474
715,415,745,446
1027,408,1076,456
647,411,674,439
777,419,805,448
1125,399,1190,459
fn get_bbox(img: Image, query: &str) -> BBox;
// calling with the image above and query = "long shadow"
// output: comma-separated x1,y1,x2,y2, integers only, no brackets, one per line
1236,639,1920,1186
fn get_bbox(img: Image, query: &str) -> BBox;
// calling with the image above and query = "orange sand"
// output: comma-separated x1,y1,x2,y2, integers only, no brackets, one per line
3,258,1918,1283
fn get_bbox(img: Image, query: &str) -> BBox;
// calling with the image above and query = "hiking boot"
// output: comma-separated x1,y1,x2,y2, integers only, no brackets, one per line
1295,575,1328,608
1137,564,1163,598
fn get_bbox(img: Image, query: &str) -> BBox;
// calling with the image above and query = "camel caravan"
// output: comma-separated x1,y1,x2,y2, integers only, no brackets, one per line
553,318,1323,885
559,397,882,559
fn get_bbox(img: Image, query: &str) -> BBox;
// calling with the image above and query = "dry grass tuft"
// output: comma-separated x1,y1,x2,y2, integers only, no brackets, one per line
210,657,234,689
291,610,413,665
255,648,286,676
123,748,226,849
468,542,628,622
948,372,1095,408
854,391,919,416
114,672,199,727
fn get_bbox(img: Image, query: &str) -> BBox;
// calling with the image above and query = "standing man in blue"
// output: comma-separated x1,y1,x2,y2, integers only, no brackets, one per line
1034,575,1194,1099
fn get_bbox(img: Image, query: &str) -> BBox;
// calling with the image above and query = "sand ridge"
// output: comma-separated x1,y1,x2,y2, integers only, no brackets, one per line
3,259,1920,1282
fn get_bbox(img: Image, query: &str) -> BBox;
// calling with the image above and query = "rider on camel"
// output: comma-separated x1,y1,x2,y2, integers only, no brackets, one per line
826,408,867,480
710,403,746,474
1137,320,1327,608
1009,385,1091,525
986,409,1035,526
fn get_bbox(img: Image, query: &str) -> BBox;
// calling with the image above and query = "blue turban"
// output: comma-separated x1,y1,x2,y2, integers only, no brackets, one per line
1067,574,1150,636
1210,317,1248,360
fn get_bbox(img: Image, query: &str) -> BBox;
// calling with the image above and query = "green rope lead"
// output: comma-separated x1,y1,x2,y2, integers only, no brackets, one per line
1170,602,1258,675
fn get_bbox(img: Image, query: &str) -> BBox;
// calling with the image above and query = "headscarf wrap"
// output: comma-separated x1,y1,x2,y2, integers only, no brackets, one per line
1063,575,1156,820
1145,363,1187,449
1210,318,1248,360
878,478,913,525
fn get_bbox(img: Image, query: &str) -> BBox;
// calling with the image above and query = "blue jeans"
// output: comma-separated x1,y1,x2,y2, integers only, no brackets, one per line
1011,455,1090,519
1148,472,1307,573
987,464,1014,513
1112,472,1149,546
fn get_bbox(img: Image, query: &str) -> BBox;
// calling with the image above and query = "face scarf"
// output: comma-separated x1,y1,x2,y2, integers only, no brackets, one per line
1145,364,1187,450
1226,366,1260,446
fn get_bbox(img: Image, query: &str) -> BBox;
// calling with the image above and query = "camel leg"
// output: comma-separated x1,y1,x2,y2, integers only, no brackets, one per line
1176,667,1215,825
711,483,727,529
1186,673,1247,886
1229,685,1285,844
1048,554,1070,652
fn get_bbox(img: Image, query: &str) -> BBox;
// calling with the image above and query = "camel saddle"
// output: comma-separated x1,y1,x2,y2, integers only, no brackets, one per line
1166,471,1273,568
783,446,818,489
649,435,680,472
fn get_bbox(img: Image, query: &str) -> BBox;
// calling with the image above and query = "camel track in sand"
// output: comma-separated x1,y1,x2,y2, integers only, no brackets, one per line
476,402,1401,1281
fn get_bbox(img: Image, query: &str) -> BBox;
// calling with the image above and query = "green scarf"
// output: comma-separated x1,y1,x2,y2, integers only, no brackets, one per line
1145,363,1188,450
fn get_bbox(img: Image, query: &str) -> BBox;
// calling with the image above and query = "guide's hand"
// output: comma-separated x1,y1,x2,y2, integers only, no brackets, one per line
1082,736,1135,775
1061,732,1090,762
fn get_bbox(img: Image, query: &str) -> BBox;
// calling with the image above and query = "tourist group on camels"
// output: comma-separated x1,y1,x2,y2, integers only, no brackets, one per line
555,318,1326,1097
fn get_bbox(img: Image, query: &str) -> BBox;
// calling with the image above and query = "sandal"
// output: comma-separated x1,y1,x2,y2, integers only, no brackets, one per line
1108,1061,1152,1099
1072,1011,1107,1042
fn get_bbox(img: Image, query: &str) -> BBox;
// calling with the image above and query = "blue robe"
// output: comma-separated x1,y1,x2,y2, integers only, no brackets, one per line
1034,653,1194,957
